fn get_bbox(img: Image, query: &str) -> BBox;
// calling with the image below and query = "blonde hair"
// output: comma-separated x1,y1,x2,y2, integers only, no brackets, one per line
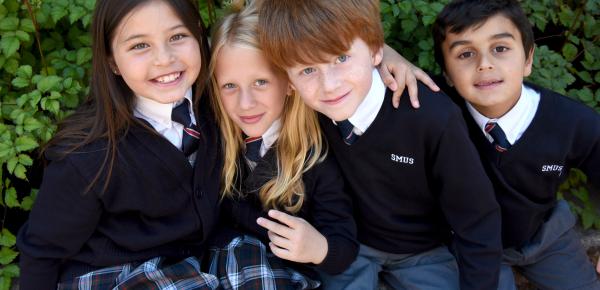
210,0,325,214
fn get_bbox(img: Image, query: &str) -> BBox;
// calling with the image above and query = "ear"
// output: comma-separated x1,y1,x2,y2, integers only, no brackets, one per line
443,71,454,87
372,46,383,67
523,46,535,77
109,58,120,75
286,83,294,96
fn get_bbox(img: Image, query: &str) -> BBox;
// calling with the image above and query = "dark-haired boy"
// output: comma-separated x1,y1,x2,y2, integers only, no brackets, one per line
257,1,502,289
432,0,600,289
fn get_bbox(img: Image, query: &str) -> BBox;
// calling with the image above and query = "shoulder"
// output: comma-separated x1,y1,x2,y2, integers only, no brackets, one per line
529,82,600,125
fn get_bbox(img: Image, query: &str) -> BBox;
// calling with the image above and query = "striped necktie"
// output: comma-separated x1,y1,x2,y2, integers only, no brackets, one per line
485,121,511,152
245,136,263,162
337,119,358,145
171,99,200,156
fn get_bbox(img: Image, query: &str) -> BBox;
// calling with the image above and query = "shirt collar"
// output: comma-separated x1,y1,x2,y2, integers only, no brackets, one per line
134,88,194,129
346,69,386,134
466,84,540,144
260,119,281,156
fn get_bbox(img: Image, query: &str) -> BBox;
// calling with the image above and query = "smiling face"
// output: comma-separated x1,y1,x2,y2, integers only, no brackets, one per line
110,0,201,104
215,45,289,137
285,38,383,122
441,14,533,118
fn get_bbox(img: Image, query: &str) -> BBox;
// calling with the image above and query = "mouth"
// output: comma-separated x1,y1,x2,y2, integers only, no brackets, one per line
151,71,183,85
474,79,503,89
239,113,264,124
322,91,350,105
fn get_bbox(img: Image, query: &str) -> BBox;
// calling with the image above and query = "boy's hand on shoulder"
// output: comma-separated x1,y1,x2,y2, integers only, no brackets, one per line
257,210,328,265
379,44,440,109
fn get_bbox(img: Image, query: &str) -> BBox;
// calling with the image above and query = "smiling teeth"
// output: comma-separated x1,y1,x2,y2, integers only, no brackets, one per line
156,72,180,83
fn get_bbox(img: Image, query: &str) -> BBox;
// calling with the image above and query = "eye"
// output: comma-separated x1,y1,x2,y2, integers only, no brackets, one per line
170,33,188,42
493,46,509,53
335,55,349,64
131,43,149,50
254,79,267,86
458,51,474,59
302,67,316,75
222,83,237,90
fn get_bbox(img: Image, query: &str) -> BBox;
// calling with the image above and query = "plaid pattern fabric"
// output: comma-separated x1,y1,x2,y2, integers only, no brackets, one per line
208,235,320,290
58,256,219,290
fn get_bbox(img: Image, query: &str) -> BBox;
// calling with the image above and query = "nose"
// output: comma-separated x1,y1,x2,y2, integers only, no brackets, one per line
477,54,494,72
239,88,256,110
321,67,341,94
153,44,176,66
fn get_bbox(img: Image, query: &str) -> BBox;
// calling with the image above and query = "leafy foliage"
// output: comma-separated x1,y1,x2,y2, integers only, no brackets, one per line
0,0,598,287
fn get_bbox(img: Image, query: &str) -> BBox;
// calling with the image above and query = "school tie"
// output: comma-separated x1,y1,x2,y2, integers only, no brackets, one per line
171,99,200,156
485,121,511,152
337,119,358,145
245,136,263,162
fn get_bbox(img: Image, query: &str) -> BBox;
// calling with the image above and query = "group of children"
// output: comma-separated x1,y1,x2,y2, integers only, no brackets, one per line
16,0,600,289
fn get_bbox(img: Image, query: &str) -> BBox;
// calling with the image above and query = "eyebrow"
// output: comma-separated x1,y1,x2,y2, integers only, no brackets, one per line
448,32,515,50
122,24,186,43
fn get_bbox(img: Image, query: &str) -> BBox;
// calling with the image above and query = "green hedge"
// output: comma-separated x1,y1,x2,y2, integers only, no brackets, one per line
0,0,598,287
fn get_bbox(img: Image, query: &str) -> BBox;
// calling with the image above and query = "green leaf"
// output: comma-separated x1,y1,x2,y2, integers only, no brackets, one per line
13,164,27,180
0,264,19,278
0,276,11,290
561,43,578,61
11,77,29,88
18,154,33,166
20,18,34,33
15,30,29,42
0,36,20,58
37,76,62,93
16,65,32,79
6,156,17,174
69,6,87,24
577,71,593,84
20,196,34,211
14,136,39,152
3,187,19,208
76,47,92,65
0,229,16,247
0,16,18,31
0,247,18,265
24,117,43,132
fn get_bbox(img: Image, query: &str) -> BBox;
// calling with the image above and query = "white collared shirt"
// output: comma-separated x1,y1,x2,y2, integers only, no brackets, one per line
134,88,197,161
467,84,540,145
335,69,385,135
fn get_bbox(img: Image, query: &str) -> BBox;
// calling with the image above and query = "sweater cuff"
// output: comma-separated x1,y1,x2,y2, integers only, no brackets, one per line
314,236,358,275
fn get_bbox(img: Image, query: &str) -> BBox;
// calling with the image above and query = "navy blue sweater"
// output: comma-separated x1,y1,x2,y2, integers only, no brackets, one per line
320,84,502,290
443,81,600,248
210,148,359,275
17,101,222,290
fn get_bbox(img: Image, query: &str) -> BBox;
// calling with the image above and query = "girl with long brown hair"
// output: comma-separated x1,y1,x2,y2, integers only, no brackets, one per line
17,0,221,289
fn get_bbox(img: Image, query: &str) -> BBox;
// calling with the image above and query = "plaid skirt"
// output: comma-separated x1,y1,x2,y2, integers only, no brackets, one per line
58,256,219,290
208,235,320,290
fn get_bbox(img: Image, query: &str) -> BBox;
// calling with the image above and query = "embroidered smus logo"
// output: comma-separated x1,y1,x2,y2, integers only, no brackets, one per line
541,164,564,176
391,154,414,165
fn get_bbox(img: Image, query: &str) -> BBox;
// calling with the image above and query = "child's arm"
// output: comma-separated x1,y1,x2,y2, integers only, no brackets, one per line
257,154,358,274
379,44,440,109
17,156,102,290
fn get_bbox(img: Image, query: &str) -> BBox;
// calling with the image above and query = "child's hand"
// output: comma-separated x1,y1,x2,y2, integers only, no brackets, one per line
378,44,440,109
596,258,600,274
256,209,328,265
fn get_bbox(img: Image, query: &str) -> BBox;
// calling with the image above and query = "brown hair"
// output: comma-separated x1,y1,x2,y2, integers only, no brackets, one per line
257,0,383,68
43,0,211,193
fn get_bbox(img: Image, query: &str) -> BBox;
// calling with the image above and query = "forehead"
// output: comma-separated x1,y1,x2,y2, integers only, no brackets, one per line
288,38,370,68
114,1,182,40
444,14,522,47
216,45,281,77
